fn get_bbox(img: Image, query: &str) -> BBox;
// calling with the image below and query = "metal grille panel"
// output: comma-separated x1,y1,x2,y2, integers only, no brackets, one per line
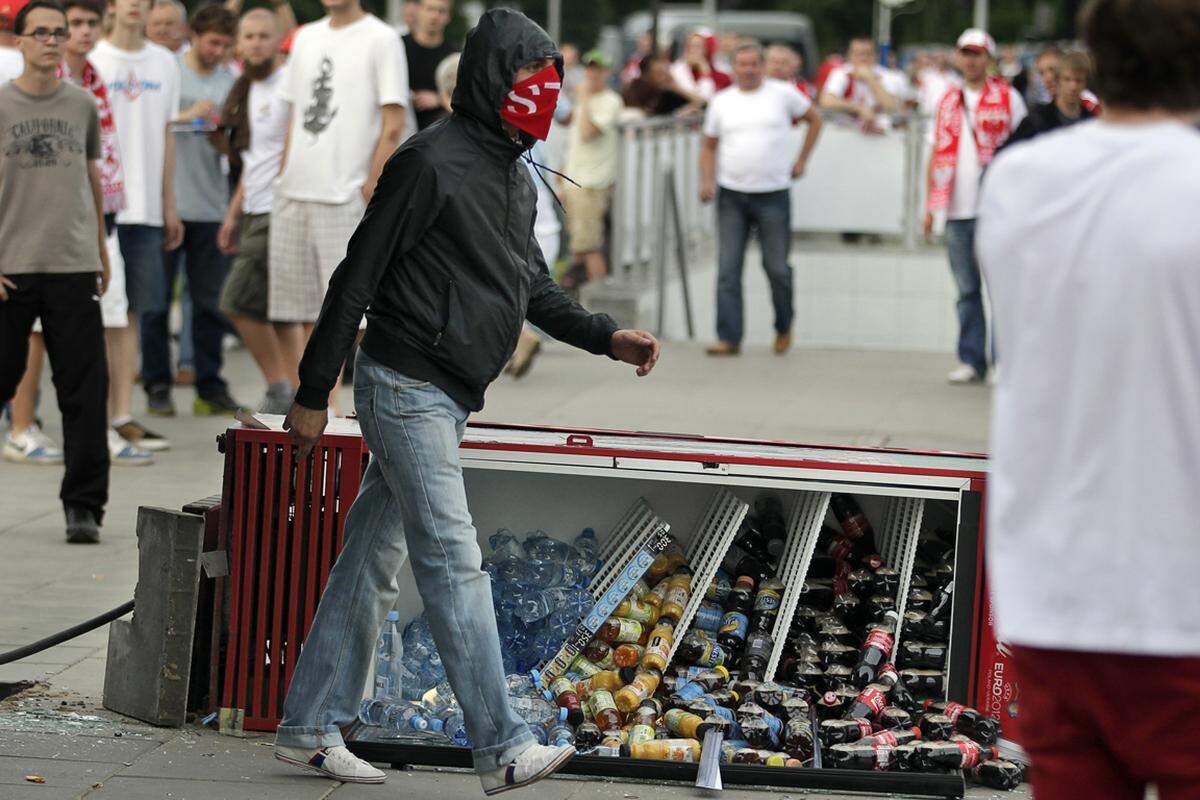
764,492,831,682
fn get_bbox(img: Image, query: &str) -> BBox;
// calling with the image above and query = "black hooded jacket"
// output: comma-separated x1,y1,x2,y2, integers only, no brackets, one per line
293,9,619,413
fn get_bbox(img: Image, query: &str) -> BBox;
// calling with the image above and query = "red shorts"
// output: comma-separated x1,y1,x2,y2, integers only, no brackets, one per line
1013,645,1200,800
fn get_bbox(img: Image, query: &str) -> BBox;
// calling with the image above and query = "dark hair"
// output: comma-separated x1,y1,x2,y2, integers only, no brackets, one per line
190,3,237,37
1081,0,1200,111
14,0,66,34
64,0,104,18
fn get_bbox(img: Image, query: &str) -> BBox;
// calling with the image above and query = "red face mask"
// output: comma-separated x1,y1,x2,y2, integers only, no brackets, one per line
499,63,561,141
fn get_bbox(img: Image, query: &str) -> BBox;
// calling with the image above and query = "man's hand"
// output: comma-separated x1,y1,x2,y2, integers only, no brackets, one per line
611,329,661,377
217,215,239,255
284,402,328,460
164,211,184,251
792,158,807,179
97,255,111,295
180,99,217,122
0,273,15,302
413,90,441,111
700,180,716,204
923,211,934,240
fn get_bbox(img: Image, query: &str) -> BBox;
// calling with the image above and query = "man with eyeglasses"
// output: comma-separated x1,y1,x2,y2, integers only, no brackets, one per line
0,0,113,543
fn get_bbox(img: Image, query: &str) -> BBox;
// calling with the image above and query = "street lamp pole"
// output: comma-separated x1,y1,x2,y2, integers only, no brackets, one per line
548,0,561,43
974,0,989,30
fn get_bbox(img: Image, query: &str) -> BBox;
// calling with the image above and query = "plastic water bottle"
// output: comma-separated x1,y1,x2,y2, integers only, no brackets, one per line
359,698,389,726
509,695,555,725
436,707,469,745
489,528,525,561
384,701,430,732
374,611,403,700
528,722,549,745
546,719,576,747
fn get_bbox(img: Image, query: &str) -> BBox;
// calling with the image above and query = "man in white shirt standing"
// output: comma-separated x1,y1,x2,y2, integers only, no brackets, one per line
90,0,183,424
268,0,406,403
216,8,295,414
819,37,901,131
977,1,1200,796
700,42,822,357
923,29,1025,385
0,0,26,81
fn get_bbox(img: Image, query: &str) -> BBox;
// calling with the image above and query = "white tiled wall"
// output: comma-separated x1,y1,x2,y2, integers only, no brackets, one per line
639,241,959,353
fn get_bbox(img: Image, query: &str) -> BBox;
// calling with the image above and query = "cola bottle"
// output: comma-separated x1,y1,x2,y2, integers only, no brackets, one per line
676,633,727,668
866,594,897,622
824,664,854,691
843,568,875,600
832,593,863,627
923,701,1001,745
739,711,781,749
787,631,820,660
843,683,888,721
818,717,873,746
798,580,836,610
819,641,857,668
814,690,844,721
734,522,771,562
725,575,756,614
854,611,899,688
752,681,786,715
720,546,769,585
575,721,602,749
826,742,894,771
871,565,900,597
740,632,774,681
787,660,825,694
900,668,946,697
717,612,750,654
783,717,815,760
861,725,921,747
907,588,934,614
791,605,823,633
829,494,875,544
904,610,948,641
899,640,947,670
915,736,997,771
779,695,809,722
971,759,1024,790
918,713,954,741
818,621,856,647
878,706,913,729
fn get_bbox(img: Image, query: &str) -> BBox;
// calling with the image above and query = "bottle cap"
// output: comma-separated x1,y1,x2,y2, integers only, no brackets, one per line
386,611,400,621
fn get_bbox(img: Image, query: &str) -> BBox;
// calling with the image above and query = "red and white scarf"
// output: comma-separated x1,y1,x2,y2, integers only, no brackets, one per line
927,75,1012,212
59,59,125,215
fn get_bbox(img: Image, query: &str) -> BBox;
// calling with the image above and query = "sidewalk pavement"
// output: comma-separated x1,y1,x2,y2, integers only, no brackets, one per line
1,342,1007,800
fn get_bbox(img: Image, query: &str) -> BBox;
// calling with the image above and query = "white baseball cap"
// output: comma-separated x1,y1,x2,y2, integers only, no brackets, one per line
956,28,996,57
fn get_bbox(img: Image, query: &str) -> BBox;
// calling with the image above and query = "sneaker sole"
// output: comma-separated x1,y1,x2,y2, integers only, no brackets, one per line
273,752,387,784
2,452,64,465
112,457,155,467
129,439,171,452
483,746,576,797
146,408,177,418
66,529,100,544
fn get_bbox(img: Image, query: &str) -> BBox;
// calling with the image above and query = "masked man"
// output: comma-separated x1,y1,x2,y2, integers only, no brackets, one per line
273,9,660,796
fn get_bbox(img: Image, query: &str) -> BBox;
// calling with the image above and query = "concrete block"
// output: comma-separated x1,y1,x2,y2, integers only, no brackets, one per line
578,282,640,330
103,507,204,727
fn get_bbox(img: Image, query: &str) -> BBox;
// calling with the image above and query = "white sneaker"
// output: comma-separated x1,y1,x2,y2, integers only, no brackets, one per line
988,365,1001,386
107,428,155,466
480,743,575,796
274,744,386,784
947,363,983,385
2,424,64,465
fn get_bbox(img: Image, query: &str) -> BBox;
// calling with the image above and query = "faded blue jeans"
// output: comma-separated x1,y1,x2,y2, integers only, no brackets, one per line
945,218,988,377
716,187,794,345
275,350,534,772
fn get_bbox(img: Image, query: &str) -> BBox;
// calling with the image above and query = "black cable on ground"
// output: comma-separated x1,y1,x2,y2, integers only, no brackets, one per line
0,600,134,665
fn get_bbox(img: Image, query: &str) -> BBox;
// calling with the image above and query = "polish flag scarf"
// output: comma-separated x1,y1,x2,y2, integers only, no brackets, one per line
927,75,1012,213
59,59,126,215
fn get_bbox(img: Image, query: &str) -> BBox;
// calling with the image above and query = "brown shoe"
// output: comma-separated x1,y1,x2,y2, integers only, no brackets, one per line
773,332,792,355
705,341,740,356
175,367,196,386
508,333,542,379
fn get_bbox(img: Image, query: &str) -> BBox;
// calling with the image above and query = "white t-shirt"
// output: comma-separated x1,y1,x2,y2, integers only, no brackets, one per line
668,61,718,101
978,119,1200,656
90,39,181,226
702,81,812,194
276,14,407,204
822,64,903,113
242,70,289,215
565,88,622,189
0,46,22,82
930,84,1026,220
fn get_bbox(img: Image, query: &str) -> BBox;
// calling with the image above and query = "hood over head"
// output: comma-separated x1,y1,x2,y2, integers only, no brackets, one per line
452,8,563,150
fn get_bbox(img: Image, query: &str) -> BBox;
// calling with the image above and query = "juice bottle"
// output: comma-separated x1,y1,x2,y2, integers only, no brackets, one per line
615,669,662,713
625,739,702,762
584,639,616,670
641,620,676,672
659,574,692,624
596,617,643,644
613,643,645,668
627,722,656,745
663,708,704,739
644,577,671,608
587,669,623,695
549,676,584,725
615,597,658,624
588,689,622,730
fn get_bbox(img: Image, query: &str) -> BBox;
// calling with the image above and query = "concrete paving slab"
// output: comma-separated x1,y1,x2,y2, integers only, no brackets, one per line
85,774,338,800
0,755,122,796
0,731,164,763
118,730,309,784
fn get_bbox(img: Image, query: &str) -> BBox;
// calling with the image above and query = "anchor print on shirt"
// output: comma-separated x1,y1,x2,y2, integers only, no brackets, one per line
303,56,337,136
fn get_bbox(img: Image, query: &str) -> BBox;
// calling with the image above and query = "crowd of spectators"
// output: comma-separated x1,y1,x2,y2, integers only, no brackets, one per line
0,0,1119,541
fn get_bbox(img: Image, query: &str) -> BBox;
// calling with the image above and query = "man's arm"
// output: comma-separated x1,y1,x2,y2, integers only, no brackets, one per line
218,177,245,254
362,103,405,203
271,0,297,37
88,161,111,293
793,105,823,178
524,231,618,354
575,85,601,142
857,68,899,113
292,147,439,412
699,135,717,202
162,125,184,250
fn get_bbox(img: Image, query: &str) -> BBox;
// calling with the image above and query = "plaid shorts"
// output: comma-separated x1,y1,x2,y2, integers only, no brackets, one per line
268,195,365,323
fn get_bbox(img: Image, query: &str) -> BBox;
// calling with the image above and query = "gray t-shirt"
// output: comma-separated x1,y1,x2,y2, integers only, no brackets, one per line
0,81,101,275
174,57,234,222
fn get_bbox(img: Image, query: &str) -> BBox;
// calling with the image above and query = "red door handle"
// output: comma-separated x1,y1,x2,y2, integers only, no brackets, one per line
566,434,594,448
